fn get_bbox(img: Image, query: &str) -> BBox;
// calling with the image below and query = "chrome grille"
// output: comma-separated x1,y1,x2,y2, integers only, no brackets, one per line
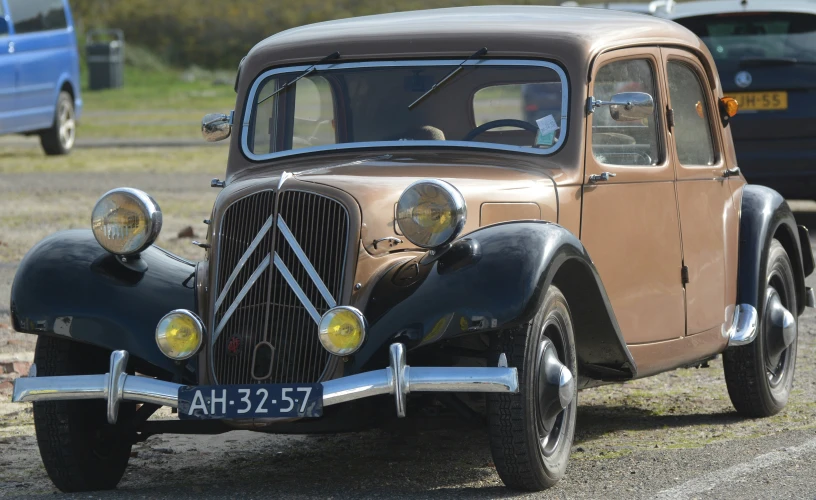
211,189,349,384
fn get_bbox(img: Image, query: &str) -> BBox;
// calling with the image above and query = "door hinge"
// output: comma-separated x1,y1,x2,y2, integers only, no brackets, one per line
681,265,689,285
667,108,675,129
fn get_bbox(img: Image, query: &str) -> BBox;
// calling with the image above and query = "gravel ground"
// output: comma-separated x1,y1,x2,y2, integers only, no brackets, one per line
1,162,815,498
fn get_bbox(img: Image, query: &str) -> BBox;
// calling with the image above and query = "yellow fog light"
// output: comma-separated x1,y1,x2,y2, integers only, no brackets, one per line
319,306,366,355
156,310,204,360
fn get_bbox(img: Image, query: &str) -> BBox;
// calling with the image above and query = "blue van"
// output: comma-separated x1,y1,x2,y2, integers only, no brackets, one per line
0,0,81,155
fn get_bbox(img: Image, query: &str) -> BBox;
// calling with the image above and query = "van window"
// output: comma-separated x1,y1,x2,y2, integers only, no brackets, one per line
8,0,67,34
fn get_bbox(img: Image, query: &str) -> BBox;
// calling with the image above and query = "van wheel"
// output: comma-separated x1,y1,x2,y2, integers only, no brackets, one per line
33,336,134,492
487,285,577,491
724,239,798,417
40,91,76,155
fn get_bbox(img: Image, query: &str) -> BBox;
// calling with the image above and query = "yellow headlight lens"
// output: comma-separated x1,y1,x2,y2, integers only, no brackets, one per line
91,188,162,255
397,180,466,248
156,310,203,360
319,306,366,355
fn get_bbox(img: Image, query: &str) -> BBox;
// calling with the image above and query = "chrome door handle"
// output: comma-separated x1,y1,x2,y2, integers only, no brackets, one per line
588,172,616,183
723,167,741,178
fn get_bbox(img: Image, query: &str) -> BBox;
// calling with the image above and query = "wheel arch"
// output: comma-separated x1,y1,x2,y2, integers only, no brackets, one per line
738,185,811,316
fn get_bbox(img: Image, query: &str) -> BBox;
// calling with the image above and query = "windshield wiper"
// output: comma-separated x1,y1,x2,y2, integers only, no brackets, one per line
408,47,488,110
258,51,340,104
739,57,816,68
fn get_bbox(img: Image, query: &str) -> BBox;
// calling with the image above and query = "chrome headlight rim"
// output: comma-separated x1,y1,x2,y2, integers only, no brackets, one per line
318,305,367,356
91,187,162,256
397,179,467,249
155,309,205,361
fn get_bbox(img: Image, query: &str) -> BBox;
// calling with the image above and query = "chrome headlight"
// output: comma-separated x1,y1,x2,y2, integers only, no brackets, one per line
91,188,162,255
396,179,466,249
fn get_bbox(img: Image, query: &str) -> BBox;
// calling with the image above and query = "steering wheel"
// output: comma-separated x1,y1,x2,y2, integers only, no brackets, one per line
463,119,538,141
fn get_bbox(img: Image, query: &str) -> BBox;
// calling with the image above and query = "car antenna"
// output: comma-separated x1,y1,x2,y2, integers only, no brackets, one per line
258,51,341,104
408,47,488,110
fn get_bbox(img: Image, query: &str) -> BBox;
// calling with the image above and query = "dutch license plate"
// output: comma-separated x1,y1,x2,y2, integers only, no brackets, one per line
178,384,323,420
727,91,788,111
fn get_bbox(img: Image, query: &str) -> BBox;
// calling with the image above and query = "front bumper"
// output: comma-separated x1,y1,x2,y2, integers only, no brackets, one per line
12,343,518,424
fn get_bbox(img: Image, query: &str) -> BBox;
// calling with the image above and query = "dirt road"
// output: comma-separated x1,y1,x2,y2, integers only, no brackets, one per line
1,165,815,498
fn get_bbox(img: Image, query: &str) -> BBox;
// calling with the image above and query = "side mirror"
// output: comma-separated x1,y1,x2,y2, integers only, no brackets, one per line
608,92,655,121
202,113,232,142
587,92,655,121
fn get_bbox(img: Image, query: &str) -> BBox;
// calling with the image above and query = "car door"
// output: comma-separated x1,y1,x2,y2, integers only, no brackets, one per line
661,47,739,336
6,0,69,131
581,47,686,344
0,0,16,134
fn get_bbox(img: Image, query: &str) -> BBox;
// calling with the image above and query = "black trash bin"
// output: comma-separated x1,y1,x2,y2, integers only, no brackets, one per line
86,29,125,90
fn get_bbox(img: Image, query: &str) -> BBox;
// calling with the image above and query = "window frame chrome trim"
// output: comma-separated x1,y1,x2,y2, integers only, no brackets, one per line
241,59,570,162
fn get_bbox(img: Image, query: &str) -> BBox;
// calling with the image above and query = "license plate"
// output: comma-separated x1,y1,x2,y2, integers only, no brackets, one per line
178,384,323,420
727,91,788,111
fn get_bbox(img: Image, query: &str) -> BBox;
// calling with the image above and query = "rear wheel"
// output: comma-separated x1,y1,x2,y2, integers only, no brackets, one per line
724,239,798,417
487,285,577,491
33,336,134,492
40,91,76,156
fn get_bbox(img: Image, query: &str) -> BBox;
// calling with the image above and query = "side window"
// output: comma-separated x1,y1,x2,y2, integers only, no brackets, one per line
667,62,716,166
7,0,67,35
592,59,660,166
292,76,336,150
0,4,7,38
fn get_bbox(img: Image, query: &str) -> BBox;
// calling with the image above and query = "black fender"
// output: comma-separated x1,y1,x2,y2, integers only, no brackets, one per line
10,230,198,381
353,221,637,381
738,185,813,316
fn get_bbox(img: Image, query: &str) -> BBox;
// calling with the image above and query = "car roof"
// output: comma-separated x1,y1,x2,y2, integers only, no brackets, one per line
667,0,816,18
243,6,701,73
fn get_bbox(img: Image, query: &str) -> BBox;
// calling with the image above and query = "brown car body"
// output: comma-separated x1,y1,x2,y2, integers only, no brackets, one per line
10,6,816,493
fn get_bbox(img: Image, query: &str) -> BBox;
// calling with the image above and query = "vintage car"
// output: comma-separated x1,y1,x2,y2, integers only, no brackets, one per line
9,6,816,493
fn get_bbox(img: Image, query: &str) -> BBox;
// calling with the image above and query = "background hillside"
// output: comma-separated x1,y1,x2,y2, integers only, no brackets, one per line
70,0,559,69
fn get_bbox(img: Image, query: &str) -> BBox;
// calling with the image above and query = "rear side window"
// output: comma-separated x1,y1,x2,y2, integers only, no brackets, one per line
667,62,715,166
676,13,816,66
591,59,660,166
8,0,67,35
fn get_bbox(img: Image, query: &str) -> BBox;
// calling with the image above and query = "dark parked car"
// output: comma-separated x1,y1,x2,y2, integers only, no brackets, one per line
668,0,816,199
0,0,81,155
8,6,815,493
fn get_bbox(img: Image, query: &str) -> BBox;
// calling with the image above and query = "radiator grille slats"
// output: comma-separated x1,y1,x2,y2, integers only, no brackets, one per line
211,189,349,385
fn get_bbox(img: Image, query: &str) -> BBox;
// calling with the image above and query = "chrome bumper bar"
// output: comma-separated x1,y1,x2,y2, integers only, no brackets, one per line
12,343,518,423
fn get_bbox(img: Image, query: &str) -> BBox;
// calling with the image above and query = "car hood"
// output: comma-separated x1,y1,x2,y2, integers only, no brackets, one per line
291,154,559,255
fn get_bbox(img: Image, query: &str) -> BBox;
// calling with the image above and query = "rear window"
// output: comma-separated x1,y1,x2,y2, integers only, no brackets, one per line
8,0,67,34
675,13,816,66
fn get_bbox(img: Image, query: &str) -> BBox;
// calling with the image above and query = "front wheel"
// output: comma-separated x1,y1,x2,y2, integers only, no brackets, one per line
487,285,577,491
40,91,76,156
33,336,134,492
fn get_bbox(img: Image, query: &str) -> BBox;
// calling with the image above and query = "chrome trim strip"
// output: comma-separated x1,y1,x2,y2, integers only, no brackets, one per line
13,345,518,421
214,214,274,311
106,351,129,424
242,59,569,162
273,253,322,325
213,254,271,342
277,214,337,308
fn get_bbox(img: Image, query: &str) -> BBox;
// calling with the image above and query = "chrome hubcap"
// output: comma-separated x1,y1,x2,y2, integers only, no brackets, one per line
58,100,76,150
764,285,795,386
536,337,575,456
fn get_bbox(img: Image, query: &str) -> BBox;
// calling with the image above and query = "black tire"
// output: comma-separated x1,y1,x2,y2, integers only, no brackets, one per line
33,336,134,492
487,285,577,491
40,91,76,156
724,239,798,417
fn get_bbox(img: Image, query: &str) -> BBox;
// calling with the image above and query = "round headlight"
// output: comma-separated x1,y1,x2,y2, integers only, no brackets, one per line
91,188,162,256
318,306,366,356
156,309,204,360
396,179,466,249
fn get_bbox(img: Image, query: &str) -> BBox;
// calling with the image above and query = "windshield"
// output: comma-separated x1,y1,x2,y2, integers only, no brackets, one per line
675,13,816,67
242,60,567,161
